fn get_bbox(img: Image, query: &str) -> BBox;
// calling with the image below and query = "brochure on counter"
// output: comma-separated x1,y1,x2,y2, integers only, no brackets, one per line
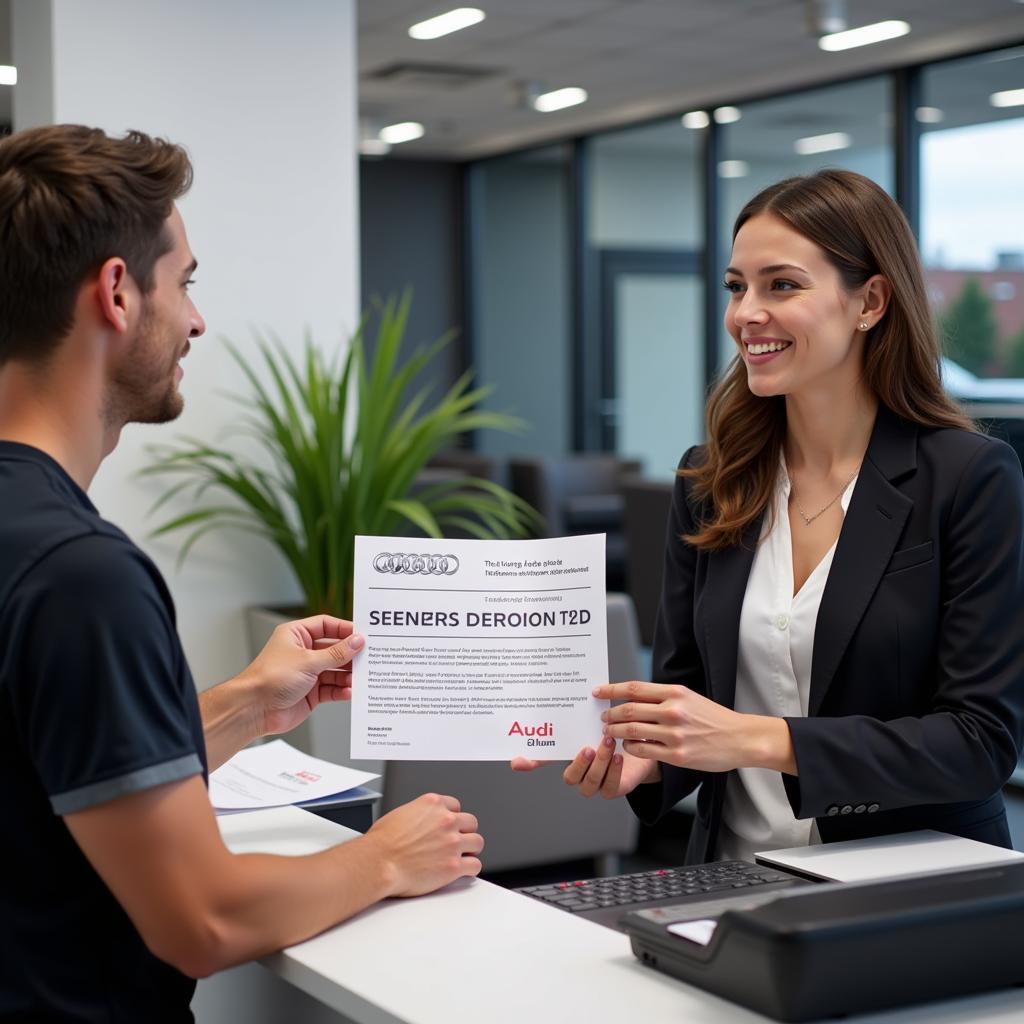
209,739,379,815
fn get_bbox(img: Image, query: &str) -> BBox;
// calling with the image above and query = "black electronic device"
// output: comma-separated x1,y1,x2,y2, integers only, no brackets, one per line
515,858,818,931
624,861,1024,1022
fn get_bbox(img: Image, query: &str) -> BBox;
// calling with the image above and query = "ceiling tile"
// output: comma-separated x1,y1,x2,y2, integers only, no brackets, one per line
357,0,1024,158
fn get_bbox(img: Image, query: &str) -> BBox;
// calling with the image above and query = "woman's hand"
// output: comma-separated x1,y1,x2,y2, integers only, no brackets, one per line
562,739,661,798
511,738,661,799
595,682,796,775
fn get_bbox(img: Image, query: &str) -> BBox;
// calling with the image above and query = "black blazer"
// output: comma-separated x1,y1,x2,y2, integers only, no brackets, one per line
627,404,1024,863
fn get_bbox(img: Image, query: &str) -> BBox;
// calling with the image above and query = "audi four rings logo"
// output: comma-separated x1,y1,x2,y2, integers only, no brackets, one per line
373,552,460,575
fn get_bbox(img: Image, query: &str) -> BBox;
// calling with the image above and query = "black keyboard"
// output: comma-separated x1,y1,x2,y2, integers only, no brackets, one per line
515,860,796,914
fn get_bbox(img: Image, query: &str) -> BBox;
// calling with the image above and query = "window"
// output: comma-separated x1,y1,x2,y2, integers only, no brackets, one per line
921,48,1024,388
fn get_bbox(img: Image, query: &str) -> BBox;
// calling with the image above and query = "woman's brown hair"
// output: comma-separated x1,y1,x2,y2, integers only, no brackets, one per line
683,168,975,551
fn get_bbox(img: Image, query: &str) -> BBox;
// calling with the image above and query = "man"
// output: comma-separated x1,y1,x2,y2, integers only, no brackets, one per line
0,124,484,1021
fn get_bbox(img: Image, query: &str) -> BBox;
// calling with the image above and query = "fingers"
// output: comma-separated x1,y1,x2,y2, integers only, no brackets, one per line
460,831,485,857
577,737,616,797
455,811,479,834
308,632,365,672
293,615,354,640
600,751,624,799
603,721,670,744
562,746,597,786
458,857,483,878
592,681,678,703
313,637,351,651
316,681,352,703
435,793,461,813
602,700,664,725
622,739,664,760
510,757,551,771
316,667,352,684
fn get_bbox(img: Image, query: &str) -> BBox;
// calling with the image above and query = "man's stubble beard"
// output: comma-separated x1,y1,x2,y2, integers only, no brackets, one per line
103,300,184,429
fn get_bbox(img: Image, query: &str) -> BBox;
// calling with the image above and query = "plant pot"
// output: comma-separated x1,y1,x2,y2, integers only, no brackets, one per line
245,606,384,787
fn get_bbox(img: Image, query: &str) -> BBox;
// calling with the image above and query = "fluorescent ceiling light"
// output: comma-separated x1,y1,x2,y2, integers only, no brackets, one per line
991,88,1024,109
0,65,17,86
713,106,742,124
533,87,588,113
379,121,425,144
409,8,485,40
360,138,392,156
794,131,851,155
718,160,749,178
681,110,710,129
915,106,945,124
819,20,909,52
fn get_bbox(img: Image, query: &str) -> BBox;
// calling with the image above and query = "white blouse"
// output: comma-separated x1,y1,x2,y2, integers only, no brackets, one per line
715,460,858,864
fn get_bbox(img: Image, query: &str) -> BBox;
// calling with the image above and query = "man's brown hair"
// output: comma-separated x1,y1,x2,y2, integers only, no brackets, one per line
0,124,193,365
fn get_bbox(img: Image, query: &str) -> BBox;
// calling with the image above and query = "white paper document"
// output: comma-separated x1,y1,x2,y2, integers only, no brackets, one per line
209,739,379,812
668,919,718,946
351,534,608,760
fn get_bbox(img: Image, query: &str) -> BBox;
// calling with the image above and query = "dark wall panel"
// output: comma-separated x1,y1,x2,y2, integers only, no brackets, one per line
359,158,463,396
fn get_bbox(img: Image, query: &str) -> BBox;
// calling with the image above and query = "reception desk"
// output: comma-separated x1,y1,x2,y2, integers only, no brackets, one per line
209,806,1024,1024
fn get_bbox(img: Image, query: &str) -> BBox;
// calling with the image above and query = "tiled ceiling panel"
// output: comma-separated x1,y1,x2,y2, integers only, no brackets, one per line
358,0,1024,158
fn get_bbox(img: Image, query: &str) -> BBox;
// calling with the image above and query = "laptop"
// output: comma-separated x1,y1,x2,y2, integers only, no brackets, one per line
515,857,820,931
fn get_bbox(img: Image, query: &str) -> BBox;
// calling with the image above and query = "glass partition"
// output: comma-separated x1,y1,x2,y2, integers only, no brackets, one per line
587,119,704,478
470,145,572,457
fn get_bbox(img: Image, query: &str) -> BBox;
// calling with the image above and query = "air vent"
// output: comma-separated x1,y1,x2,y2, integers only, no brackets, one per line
364,61,499,90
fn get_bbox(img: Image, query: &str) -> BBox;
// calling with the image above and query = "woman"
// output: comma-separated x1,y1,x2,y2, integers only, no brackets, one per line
516,169,1024,863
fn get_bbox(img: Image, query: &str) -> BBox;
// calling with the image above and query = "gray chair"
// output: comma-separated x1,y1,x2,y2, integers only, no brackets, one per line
508,454,643,591
428,449,509,489
380,593,643,873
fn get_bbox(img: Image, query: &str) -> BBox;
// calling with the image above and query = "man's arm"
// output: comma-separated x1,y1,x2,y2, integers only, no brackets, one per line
65,775,482,979
201,616,361,771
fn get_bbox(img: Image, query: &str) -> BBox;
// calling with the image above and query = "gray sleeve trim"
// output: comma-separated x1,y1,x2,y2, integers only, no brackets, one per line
50,753,204,816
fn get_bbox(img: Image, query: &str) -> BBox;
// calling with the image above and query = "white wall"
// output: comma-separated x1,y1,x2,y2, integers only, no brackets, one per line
12,0,360,696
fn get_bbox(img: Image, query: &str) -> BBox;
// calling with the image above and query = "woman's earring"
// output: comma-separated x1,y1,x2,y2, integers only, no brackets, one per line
858,322,869,331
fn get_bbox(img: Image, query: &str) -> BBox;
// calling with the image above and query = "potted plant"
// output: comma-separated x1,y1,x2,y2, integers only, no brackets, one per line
141,294,537,755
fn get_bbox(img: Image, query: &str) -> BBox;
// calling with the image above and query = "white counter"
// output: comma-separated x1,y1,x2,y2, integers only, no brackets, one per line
217,806,1024,1024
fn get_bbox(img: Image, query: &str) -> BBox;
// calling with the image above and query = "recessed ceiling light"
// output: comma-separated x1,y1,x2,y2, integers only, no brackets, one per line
533,87,588,113
713,106,742,124
0,65,17,86
409,8,485,41
819,20,909,52
794,131,851,155
379,121,425,145
718,160,749,178
991,88,1024,109
915,106,945,124
681,111,710,129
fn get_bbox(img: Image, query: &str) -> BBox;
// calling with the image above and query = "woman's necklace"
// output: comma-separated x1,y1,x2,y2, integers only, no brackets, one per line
790,469,859,526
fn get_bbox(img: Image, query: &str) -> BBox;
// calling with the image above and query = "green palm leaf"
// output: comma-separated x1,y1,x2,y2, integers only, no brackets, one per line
141,291,536,617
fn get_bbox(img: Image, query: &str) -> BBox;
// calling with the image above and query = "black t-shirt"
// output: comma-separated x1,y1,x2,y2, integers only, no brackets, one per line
0,443,207,1022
